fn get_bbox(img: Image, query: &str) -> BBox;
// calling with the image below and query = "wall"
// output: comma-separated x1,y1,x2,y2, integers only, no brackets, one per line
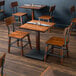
3,0,76,27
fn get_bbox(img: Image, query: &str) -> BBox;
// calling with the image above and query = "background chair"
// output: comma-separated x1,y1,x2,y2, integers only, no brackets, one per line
70,5,76,32
44,26,71,64
70,5,75,18
39,5,56,22
4,16,32,56
40,66,54,76
0,52,6,76
0,0,5,20
11,1,27,24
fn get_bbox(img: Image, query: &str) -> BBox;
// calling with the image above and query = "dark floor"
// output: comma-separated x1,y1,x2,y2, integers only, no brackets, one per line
0,21,76,76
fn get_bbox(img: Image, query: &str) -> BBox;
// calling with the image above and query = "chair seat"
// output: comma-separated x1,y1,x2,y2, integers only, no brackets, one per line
46,37,65,47
0,10,4,13
8,31,29,39
12,12,27,16
39,15,52,20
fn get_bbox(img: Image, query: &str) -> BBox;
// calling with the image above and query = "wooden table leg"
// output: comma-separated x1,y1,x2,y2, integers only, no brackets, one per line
32,9,34,20
36,31,40,51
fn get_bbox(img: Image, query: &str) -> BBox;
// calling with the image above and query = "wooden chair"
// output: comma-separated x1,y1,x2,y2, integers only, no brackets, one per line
39,5,56,22
44,26,71,64
11,1,27,24
4,16,32,56
0,52,6,76
0,1,5,20
40,66,54,76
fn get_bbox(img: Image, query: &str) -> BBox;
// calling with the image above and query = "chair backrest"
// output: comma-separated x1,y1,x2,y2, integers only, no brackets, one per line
0,1,5,6
11,1,18,13
0,1,5,10
4,16,16,34
40,66,54,76
70,6,75,14
64,26,71,45
49,5,56,16
70,6,75,18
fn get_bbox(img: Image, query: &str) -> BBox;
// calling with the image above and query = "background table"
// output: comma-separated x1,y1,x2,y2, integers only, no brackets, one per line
20,5,46,20
20,20,55,60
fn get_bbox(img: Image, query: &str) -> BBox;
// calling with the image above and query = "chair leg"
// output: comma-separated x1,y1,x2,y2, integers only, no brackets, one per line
51,45,54,53
44,45,48,62
39,18,40,21
20,39,23,56
60,48,63,64
20,16,23,24
1,58,5,76
17,39,19,47
8,37,11,53
48,19,50,22
27,35,32,49
26,14,28,21
48,28,51,33
52,16,54,22
66,44,69,57
18,16,20,22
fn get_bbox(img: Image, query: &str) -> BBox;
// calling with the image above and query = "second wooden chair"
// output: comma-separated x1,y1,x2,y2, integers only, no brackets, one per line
4,16,32,56
39,5,56,22
11,1,27,24
44,25,71,64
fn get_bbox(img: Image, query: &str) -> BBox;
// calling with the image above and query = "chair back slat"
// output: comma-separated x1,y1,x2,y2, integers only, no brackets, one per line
4,16,16,34
64,26,71,45
70,6,75,14
11,1,18,13
49,5,56,16
0,53,6,67
4,16,16,26
11,1,18,8
0,1,5,6
70,6,75,18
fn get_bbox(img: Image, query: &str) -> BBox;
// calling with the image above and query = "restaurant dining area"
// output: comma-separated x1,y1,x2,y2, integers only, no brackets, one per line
0,0,76,76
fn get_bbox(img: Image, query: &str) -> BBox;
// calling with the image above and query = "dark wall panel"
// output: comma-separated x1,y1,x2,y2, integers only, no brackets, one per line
4,0,76,27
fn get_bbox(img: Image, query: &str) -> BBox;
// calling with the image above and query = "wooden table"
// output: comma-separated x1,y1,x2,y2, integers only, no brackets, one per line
20,20,55,60
20,4,46,20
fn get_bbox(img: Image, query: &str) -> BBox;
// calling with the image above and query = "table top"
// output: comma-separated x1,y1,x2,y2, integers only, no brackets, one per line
20,4,46,10
20,20,55,32
71,18,76,23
